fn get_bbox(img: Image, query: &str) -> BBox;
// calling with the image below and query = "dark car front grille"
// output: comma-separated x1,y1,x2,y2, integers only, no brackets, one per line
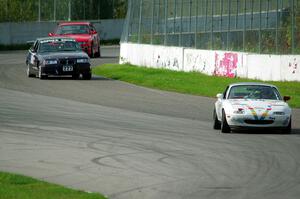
244,120,274,125
59,59,75,65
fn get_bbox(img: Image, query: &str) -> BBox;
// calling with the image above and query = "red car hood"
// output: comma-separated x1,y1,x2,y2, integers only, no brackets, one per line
55,34,92,42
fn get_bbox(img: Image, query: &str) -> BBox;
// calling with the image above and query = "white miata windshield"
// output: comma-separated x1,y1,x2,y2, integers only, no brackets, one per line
228,85,282,100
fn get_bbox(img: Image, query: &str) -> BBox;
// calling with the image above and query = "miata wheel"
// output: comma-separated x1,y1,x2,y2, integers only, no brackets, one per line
213,108,221,130
221,109,231,133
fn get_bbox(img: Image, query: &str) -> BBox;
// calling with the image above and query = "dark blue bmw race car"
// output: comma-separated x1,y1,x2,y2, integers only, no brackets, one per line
26,37,91,80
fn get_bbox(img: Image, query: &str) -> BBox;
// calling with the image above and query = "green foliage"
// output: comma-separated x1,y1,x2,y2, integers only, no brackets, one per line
0,43,31,51
93,64,300,108
0,172,107,199
0,0,127,22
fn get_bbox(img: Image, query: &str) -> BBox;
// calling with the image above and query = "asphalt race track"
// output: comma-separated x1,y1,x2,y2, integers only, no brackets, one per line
0,47,300,199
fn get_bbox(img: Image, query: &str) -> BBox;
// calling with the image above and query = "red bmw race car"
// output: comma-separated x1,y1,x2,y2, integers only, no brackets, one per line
49,22,101,58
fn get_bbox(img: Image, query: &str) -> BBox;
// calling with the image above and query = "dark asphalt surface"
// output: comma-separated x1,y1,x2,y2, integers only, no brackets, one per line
0,46,300,199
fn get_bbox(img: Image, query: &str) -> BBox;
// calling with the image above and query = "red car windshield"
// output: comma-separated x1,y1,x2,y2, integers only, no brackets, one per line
56,25,90,35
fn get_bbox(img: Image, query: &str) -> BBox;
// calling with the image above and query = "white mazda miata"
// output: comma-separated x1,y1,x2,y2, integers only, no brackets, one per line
213,82,292,133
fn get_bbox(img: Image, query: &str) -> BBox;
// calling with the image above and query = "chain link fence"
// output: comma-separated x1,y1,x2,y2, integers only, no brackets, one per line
122,0,300,54
0,0,127,22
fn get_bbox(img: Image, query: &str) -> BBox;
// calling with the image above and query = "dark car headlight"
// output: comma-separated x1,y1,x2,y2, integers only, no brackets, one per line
44,59,58,65
77,58,89,63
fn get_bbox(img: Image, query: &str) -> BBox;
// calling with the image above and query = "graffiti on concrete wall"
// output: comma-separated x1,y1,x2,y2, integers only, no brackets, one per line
155,54,180,70
214,52,238,78
185,53,207,72
288,58,299,74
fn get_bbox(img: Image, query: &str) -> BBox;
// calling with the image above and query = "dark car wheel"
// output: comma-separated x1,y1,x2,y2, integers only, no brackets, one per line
26,64,35,78
82,73,92,80
213,108,221,130
90,44,94,58
221,109,231,133
95,46,101,58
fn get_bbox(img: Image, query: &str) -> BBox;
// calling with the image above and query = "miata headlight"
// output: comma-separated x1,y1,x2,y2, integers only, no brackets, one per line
44,59,57,65
273,111,285,115
77,58,89,63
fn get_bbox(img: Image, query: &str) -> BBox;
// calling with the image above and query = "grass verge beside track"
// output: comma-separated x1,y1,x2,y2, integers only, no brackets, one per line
0,172,107,199
93,64,300,108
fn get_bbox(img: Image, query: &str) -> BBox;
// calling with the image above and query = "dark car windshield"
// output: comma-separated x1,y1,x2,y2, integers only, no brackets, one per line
56,25,89,35
38,41,81,53
228,85,282,100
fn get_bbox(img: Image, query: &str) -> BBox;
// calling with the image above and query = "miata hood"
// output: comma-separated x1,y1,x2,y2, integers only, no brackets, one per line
226,99,289,112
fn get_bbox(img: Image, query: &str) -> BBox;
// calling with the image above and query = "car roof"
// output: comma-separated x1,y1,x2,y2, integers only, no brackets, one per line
229,82,277,88
58,22,91,26
36,37,76,42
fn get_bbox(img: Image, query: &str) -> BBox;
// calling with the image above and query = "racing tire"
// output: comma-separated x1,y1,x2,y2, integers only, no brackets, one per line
82,73,92,80
26,64,35,78
38,67,47,80
90,44,94,58
221,109,231,133
94,46,101,58
213,108,221,130
284,118,292,134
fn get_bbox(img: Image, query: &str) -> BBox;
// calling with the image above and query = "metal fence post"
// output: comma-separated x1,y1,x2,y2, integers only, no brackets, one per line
219,0,224,33
151,0,155,44
164,0,168,45
259,0,262,53
138,0,143,43
38,0,41,22
174,0,177,34
126,0,133,43
205,0,208,32
68,0,71,21
189,0,192,33
54,0,56,21
211,0,213,49
236,0,239,29
227,0,231,50
179,0,183,46
243,0,246,51
251,0,254,29
276,0,279,54
292,0,295,54
195,0,199,48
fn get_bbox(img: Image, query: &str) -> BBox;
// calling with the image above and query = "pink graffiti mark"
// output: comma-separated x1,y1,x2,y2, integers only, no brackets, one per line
288,58,298,74
214,52,238,78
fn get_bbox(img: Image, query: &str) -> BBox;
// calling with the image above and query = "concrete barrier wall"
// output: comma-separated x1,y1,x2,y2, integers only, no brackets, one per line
120,43,300,82
0,19,124,45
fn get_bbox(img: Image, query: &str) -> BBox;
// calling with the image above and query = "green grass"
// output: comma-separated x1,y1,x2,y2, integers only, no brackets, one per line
0,172,107,199
92,63,300,108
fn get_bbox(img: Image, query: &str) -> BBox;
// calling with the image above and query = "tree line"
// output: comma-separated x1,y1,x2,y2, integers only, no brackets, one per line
0,0,127,22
